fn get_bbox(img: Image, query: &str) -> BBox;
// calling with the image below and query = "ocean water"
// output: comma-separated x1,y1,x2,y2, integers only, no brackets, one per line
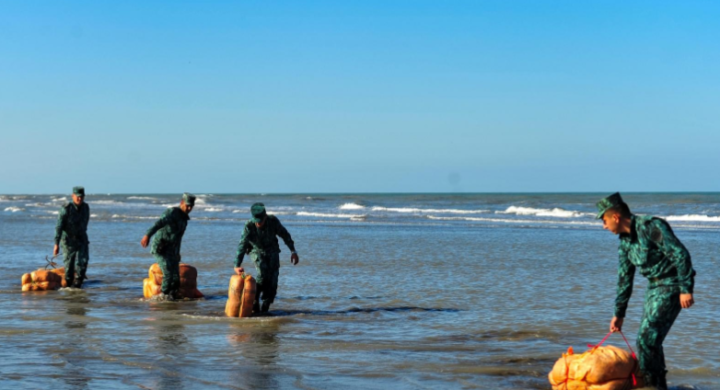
0,193,718,390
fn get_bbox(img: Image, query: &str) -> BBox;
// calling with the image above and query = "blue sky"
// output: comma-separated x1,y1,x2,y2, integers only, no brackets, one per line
1,1,719,194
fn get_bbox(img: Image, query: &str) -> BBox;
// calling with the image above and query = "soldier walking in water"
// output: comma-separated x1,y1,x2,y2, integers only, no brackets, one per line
141,193,195,300
597,193,696,390
53,186,90,288
234,203,299,314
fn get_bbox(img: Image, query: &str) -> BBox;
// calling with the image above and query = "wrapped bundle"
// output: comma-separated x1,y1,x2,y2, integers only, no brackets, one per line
225,273,256,318
549,345,642,390
143,263,204,299
21,268,66,291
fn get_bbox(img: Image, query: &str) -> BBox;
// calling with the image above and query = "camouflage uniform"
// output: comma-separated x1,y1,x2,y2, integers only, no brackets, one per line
145,207,190,295
235,214,296,308
614,215,696,388
54,190,90,288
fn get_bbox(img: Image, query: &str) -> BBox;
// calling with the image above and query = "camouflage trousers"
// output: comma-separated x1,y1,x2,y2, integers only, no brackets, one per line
251,252,280,305
154,253,180,295
63,244,89,288
637,284,682,389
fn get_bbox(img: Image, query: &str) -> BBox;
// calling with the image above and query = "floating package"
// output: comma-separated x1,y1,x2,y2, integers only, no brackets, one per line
21,268,67,291
143,263,204,299
225,273,256,318
549,344,642,390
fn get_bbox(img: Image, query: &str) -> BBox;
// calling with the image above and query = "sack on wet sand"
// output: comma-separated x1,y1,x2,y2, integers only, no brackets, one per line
549,345,643,390
143,263,204,299
225,273,256,318
21,268,67,291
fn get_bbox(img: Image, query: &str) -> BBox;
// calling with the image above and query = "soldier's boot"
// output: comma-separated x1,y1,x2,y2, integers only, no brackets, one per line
253,301,260,314
261,300,271,313
72,273,85,289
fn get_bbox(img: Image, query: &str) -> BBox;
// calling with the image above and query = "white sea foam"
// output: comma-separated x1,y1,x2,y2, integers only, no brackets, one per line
90,214,98,218
340,203,366,210
371,206,489,214
91,200,123,205
127,196,158,201
4,207,25,212
664,214,720,222
427,215,597,226
203,208,224,212
51,197,67,202
297,212,365,219
496,206,591,218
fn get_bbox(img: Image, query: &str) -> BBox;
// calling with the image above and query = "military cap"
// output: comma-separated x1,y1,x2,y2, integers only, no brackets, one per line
73,186,85,196
596,192,625,219
250,202,267,222
182,192,196,206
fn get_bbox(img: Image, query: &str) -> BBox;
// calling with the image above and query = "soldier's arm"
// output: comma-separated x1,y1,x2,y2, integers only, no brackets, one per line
54,206,67,246
275,219,296,253
652,219,695,294
84,204,90,229
235,224,251,267
145,209,172,239
614,242,635,319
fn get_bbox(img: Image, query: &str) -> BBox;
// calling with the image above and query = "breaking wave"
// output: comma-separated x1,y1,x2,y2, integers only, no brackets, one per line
664,214,720,222
339,203,366,210
371,206,489,214
4,207,24,213
496,206,592,218
297,212,366,219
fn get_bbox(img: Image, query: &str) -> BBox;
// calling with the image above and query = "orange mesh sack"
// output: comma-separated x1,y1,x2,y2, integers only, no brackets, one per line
225,274,257,318
142,263,204,299
549,345,643,390
21,268,65,291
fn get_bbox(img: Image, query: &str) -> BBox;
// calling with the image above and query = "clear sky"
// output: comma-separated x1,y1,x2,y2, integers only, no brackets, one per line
1,1,719,194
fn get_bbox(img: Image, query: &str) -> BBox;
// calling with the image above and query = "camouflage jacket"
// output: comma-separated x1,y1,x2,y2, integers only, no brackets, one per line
145,207,190,256
235,215,295,267
615,215,696,318
54,202,90,248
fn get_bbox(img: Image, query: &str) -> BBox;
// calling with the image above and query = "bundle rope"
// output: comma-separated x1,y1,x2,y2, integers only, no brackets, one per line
586,331,638,387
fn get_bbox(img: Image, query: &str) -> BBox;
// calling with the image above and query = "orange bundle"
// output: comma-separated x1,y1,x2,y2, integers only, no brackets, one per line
142,263,204,299
225,273,256,318
549,341,642,390
21,268,67,291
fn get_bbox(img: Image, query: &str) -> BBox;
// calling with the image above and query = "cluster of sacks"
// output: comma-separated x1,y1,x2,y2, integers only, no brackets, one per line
21,268,67,291
142,263,204,299
548,345,643,390
22,263,257,319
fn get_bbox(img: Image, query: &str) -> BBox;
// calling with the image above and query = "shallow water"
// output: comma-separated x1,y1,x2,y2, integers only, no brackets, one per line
1,193,718,389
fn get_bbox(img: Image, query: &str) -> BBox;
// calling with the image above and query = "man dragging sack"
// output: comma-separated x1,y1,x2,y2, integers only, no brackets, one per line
597,193,696,390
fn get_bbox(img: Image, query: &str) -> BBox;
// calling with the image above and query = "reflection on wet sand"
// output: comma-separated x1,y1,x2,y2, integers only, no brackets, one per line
227,321,282,389
59,293,91,390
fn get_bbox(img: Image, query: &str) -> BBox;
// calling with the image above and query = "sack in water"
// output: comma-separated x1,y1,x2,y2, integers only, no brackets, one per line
143,263,204,299
21,268,67,291
549,345,643,390
225,273,256,318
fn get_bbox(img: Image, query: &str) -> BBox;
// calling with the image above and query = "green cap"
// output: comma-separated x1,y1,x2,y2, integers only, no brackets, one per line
596,192,624,219
250,202,267,222
182,192,196,206
72,186,85,196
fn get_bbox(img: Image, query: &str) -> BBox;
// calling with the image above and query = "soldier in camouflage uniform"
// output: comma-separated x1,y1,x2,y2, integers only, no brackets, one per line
53,186,90,288
234,203,299,314
597,193,696,390
141,193,196,300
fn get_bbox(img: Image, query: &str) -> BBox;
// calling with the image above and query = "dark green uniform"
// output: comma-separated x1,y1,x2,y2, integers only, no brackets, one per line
235,215,296,307
145,207,190,295
615,215,696,388
55,202,90,287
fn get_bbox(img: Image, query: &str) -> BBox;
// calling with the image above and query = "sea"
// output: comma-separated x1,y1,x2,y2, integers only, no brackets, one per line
0,193,718,390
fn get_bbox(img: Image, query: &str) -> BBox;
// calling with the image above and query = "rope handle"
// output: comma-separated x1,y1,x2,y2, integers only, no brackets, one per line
587,331,638,386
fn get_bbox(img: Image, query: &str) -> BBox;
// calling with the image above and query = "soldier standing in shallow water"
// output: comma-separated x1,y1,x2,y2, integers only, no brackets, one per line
234,203,299,314
53,186,90,288
597,193,696,390
141,193,195,300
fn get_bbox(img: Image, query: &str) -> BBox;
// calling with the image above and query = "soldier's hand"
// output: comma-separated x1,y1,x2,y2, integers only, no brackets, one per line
140,235,150,248
680,293,694,309
53,245,59,257
290,252,299,265
234,267,244,275
609,316,623,333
